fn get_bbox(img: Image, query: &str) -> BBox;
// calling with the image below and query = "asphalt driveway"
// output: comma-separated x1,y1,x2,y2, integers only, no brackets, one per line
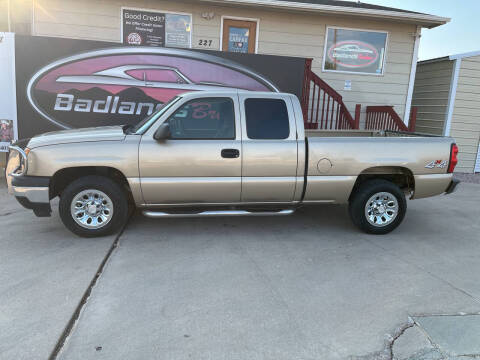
1,181,480,360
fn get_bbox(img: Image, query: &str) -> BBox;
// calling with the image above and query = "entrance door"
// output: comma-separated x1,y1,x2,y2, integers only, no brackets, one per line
138,96,242,205
222,19,257,54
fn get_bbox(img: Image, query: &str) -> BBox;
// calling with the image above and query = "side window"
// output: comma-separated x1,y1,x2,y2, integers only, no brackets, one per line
167,98,235,139
245,98,290,140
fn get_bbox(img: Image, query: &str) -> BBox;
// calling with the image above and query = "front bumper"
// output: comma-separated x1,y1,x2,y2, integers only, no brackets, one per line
445,179,460,195
11,175,52,217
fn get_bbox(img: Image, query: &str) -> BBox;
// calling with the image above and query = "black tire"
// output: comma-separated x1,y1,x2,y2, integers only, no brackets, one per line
349,179,407,235
59,175,129,237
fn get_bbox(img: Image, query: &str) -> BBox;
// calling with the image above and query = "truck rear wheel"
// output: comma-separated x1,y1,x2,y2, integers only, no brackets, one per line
349,179,406,235
59,175,129,237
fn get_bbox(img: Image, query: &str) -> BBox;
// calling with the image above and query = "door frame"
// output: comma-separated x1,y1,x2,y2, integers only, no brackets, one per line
219,15,260,54
138,93,243,206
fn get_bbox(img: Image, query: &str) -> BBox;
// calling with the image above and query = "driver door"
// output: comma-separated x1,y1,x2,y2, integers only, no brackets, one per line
138,95,242,205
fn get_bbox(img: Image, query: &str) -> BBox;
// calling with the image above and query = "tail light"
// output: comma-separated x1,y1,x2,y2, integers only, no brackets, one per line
448,143,458,173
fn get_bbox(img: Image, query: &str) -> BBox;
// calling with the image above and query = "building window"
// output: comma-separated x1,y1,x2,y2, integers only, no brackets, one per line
221,18,258,54
323,27,388,75
122,8,192,48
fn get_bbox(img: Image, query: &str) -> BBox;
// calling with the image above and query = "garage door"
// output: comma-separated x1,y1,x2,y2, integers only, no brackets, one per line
476,142,480,173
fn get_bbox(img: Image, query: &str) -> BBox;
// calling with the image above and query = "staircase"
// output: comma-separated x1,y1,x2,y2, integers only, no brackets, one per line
301,59,416,132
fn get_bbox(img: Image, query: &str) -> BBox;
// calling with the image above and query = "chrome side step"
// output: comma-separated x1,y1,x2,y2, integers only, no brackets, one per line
142,209,295,218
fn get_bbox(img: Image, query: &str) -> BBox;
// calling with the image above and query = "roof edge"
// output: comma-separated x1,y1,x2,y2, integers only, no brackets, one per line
199,0,450,28
449,50,480,60
419,51,480,64
418,56,450,65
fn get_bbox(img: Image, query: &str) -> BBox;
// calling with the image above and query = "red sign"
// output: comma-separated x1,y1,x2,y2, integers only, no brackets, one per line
327,40,379,69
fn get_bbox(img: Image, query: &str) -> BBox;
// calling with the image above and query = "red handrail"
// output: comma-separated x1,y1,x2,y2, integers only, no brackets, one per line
301,59,359,130
365,106,417,132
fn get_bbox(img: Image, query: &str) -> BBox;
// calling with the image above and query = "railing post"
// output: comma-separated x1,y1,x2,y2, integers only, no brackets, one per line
301,59,313,124
354,104,361,129
408,107,417,132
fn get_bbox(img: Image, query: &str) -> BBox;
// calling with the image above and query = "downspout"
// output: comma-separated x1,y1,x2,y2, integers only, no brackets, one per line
444,58,461,136
404,25,421,126
7,0,12,32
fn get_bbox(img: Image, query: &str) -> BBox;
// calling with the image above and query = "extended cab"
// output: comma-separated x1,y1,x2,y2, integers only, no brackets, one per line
6,91,459,237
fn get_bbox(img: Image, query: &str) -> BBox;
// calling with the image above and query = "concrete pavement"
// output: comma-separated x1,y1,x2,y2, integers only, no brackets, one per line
0,183,118,360
1,182,479,359
57,183,480,360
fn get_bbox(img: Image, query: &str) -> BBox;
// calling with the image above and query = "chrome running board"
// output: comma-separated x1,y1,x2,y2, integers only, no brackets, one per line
142,209,295,218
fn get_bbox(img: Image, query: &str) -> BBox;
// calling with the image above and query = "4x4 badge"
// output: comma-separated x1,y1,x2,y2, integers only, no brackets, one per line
425,160,447,169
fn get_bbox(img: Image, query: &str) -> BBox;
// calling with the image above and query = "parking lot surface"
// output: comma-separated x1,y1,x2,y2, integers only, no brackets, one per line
1,182,480,359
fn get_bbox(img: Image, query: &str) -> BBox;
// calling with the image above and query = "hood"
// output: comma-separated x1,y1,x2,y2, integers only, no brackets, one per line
27,126,126,149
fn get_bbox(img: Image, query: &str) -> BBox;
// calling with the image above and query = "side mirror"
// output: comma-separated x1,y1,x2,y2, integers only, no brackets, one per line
153,123,170,141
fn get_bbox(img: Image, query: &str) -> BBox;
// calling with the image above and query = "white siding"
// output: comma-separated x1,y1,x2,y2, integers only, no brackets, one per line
450,55,480,173
33,0,416,123
0,0,8,31
412,59,453,135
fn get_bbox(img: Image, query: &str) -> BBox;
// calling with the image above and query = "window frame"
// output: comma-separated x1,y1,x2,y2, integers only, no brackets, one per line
219,16,260,54
322,26,389,77
166,97,237,140
244,98,290,140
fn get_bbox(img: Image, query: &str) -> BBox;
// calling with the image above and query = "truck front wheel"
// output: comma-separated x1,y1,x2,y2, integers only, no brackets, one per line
349,179,406,235
59,175,129,237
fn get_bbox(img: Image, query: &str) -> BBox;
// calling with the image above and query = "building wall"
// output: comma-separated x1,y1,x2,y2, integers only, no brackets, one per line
412,59,453,135
32,0,417,122
0,0,8,32
450,55,480,173
7,0,33,34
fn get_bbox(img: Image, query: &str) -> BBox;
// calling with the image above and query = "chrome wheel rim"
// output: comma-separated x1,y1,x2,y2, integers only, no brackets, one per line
70,189,113,229
364,192,399,227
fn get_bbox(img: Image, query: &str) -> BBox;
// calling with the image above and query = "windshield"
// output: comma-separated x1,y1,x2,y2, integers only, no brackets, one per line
129,96,181,134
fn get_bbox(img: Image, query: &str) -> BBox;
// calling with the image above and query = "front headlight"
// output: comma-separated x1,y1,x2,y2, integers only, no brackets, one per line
8,146,29,177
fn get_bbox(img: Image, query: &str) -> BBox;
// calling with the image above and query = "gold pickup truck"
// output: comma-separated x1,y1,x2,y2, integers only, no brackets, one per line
6,91,459,237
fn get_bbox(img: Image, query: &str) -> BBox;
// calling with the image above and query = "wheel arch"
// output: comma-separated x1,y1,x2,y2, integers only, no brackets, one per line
349,166,415,201
50,166,133,201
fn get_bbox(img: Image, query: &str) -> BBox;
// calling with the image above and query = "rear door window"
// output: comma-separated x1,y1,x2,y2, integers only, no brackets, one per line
244,98,290,139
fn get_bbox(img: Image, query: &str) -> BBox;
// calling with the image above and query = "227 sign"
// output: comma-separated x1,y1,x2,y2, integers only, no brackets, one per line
198,39,214,47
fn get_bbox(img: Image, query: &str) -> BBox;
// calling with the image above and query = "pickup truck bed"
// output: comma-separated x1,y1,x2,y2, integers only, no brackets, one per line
305,130,454,202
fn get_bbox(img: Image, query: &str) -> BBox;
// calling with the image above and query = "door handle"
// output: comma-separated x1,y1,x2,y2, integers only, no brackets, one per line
221,149,240,158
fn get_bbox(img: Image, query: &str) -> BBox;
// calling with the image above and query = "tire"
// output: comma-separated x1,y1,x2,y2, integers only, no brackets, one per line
349,179,407,235
59,175,129,237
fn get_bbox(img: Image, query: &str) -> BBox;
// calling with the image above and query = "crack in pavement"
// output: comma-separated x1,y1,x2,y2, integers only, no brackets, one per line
350,320,415,360
47,215,133,360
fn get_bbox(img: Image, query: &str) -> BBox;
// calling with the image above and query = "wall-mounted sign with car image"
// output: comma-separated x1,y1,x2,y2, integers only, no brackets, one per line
323,27,388,75
13,35,307,139
122,8,191,48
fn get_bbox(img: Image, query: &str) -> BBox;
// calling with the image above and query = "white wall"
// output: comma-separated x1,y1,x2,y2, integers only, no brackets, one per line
412,59,453,135
450,55,480,173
